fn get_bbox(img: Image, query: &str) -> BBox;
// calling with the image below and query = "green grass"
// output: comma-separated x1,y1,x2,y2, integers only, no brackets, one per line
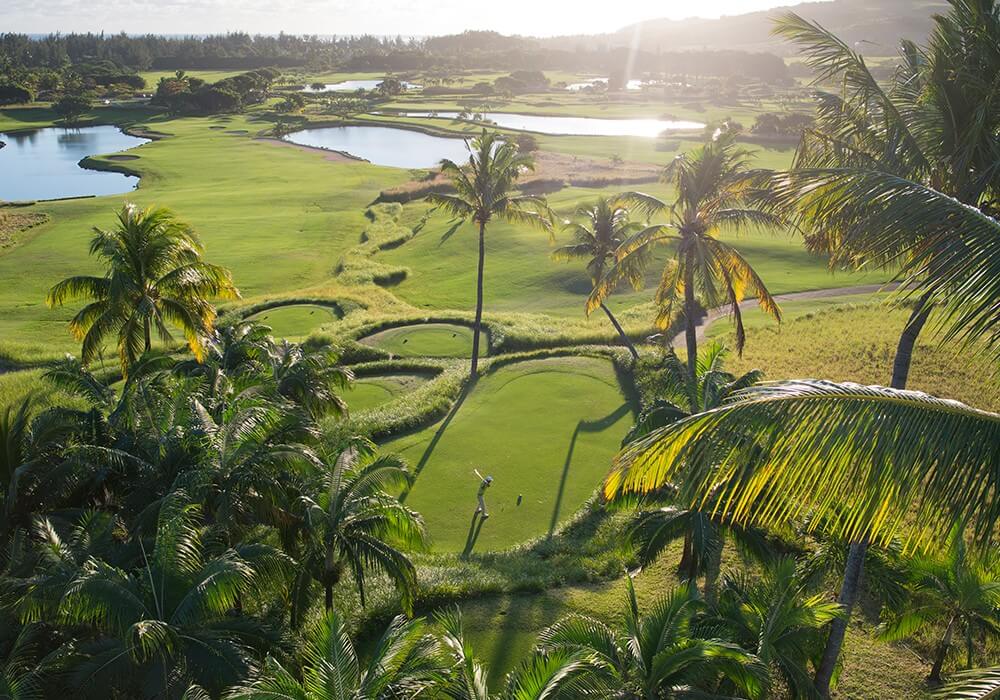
346,373,429,413
0,109,412,363
379,183,887,320
386,356,634,552
721,304,1000,412
704,292,892,340
246,304,339,339
359,323,487,358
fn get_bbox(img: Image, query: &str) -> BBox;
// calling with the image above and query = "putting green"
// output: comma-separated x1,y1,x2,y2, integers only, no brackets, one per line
386,356,634,552
360,323,487,358
247,304,338,339
347,373,429,413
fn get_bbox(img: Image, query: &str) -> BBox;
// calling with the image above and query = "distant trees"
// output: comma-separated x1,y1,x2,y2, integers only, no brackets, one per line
152,68,279,115
751,112,813,139
52,92,92,124
0,83,33,105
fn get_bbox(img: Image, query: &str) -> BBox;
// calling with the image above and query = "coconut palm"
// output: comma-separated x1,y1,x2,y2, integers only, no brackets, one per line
753,7,1000,690
624,343,768,601
427,130,553,377
589,132,782,381
47,202,240,375
879,528,1000,684
293,438,426,616
539,577,764,698
553,197,644,359
711,558,842,699
935,667,1000,699
55,492,289,699
435,607,591,700
605,381,1000,695
226,609,447,700
0,623,46,700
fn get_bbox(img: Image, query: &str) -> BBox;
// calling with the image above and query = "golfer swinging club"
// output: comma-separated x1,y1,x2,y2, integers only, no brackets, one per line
474,469,493,519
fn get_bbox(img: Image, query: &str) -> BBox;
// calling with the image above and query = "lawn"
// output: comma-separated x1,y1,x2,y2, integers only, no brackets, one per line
359,323,487,358
346,372,429,413
0,108,412,363
246,303,339,339
387,356,635,552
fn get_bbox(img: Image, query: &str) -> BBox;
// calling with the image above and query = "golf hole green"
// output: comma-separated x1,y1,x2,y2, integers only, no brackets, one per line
246,304,338,338
386,356,634,552
359,323,487,358
347,373,429,413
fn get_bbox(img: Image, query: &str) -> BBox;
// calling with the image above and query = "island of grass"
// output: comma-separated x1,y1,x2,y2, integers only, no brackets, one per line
246,303,339,339
346,372,430,413
360,322,488,357
388,355,635,552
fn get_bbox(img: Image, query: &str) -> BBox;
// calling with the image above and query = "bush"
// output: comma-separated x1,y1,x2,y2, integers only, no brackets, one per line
0,83,33,105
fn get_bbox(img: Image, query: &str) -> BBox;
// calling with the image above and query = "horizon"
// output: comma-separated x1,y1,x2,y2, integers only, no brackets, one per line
2,0,827,39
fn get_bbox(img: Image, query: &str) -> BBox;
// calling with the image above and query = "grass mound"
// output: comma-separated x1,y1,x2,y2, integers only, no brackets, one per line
387,355,635,552
360,322,487,358
347,372,430,413
247,303,339,338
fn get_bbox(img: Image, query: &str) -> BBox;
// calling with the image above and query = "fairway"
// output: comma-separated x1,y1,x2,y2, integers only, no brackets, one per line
346,373,429,413
246,304,339,339
388,356,634,552
360,323,488,357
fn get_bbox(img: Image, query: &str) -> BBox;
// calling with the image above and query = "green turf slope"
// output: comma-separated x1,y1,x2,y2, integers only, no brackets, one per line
388,356,634,552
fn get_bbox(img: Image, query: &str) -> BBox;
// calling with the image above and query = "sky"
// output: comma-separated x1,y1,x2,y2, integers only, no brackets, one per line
1,0,823,37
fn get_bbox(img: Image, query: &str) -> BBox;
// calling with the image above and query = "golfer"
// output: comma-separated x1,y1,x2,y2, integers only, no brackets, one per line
474,469,493,519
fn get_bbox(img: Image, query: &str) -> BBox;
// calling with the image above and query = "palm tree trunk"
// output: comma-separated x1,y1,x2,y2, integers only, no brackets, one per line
325,583,333,611
704,528,724,606
928,615,957,684
470,221,486,378
683,264,698,382
143,318,152,353
890,293,932,389
814,539,868,696
600,302,639,360
814,295,932,696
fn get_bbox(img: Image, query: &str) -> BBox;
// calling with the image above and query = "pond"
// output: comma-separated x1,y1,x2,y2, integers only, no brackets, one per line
283,125,469,169
396,111,704,138
301,79,421,93
0,125,148,201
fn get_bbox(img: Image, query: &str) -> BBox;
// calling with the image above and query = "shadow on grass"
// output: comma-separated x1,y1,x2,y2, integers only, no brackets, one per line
547,401,633,537
461,510,487,559
399,381,471,502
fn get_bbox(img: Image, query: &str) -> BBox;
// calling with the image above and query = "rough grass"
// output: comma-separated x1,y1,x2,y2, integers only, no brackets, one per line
0,207,49,251
345,372,429,413
720,304,1000,412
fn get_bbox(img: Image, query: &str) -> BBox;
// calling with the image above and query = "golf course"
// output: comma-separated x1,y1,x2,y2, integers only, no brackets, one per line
3,6,1000,694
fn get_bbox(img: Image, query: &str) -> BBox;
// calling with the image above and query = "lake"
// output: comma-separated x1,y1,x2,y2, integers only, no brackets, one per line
283,125,469,169
396,111,704,138
301,80,421,93
0,125,148,201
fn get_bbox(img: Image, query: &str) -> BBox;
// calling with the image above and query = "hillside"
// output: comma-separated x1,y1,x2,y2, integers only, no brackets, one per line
546,0,949,55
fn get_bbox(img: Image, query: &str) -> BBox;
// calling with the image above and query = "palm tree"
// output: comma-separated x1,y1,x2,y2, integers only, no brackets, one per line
753,7,1000,690
47,203,240,375
427,131,552,377
935,667,1000,699
53,493,288,698
603,381,1000,695
879,528,1000,684
711,558,842,699
553,197,644,359
293,438,426,615
589,132,782,381
436,608,592,700
539,576,763,698
624,343,768,601
227,610,447,699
